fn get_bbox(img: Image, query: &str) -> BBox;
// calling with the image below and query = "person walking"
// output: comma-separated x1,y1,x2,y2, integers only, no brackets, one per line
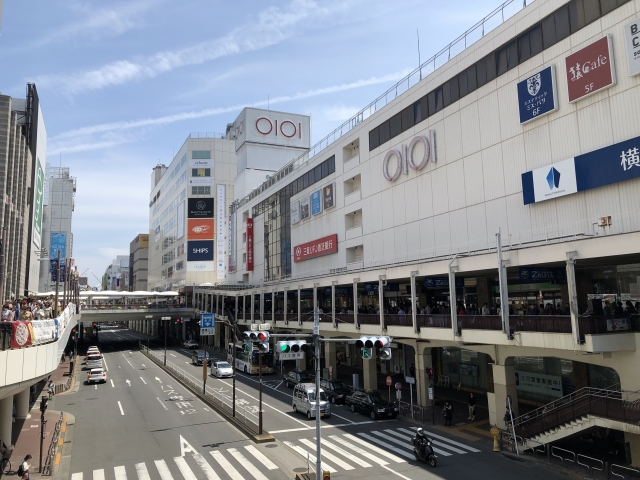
468,393,476,420
444,401,453,426
48,380,55,399
18,454,32,480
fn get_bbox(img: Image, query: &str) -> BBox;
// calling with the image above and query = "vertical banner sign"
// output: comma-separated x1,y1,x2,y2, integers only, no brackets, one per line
32,160,44,248
229,211,237,273
50,232,66,259
565,35,616,103
310,190,322,215
246,218,254,271
216,185,226,278
50,258,58,281
176,201,185,239
625,17,640,77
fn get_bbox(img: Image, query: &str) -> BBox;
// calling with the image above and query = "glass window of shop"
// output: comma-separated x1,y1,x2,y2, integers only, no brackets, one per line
440,348,489,391
580,263,640,314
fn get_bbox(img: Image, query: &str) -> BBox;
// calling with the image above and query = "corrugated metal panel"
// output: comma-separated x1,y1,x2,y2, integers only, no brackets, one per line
394,225,408,261
464,152,485,206
496,82,521,142
553,193,588,237
481,144,505,202
433,213,451,257
404,178,419,224
392,183,406,227
448,208,469,253
419,217,436,257
529,197,559,242
478,91,502,149
610,88,640,145
381,188,394,231
485,197,509,239
417,172,434,219
523,123,552,171
506,194,532,244
443,111,462,165
577,99,614,155
382,227,395,261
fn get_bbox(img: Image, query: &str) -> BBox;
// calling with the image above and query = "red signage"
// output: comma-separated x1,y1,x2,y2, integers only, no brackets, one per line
386,376,392,386
11,321,33,349
294,234,338,263
187,218,214,240
246,218,253,271
565,35,615,103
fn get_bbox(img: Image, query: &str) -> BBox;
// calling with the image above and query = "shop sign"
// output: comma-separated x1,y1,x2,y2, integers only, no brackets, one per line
515,371,563,398
300,197,310,220
189,159,213,169
310,190,322,215
565,35,615,103
188,198,213,218
50,232,67,259
323,183,335,210
188,218,214,240
424,276,463,288
187,261,214,272
364,282,400,293
323,287,351,296
522,134,640,205
11,321,33,349
32,160,44,248
518,267,566,284
188,178,213,186
294,234,338,263
246,218,254,271
216,185,226,278
517,65,558,124
291,200,300,224
187,240,214,262
382,131,436,182
626,17,640,76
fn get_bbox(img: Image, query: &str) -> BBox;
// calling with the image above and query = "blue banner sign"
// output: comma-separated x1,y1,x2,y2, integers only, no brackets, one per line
518,267,566,284
424,277,464,288
522,134,640,205
50,232,66,259
187,240,214,261
517,66,558,124
310,190,322,215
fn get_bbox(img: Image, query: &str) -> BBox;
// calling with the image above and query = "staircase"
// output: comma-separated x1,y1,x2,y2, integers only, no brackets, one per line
513,386,640,445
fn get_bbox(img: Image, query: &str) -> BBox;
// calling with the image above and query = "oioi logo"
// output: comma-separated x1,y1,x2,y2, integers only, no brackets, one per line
546,167,561,190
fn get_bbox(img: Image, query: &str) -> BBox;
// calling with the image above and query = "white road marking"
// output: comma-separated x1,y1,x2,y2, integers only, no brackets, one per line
395,427,468,454
120,353,135,369
228,448,269,480
269,419,394,434
135,463,151,480
342,434,406,463
169,354,176,357
110,379,114,388
355,433,413,460
173,456,198,480
283,441,336,473
210,451,244,480
381,464,413,480
71,473,82,480
380,429,451,456
328,412,353,423
154,460,173,480
94,384,97,390
192,453,220,480
319,437,372,467
114,465,127,480
102,354,109,371
156,397,168,410
140,377,147,385
155,377,162,383
299,439,354,470
401,427,481,452
244,445,278,470
93,469,105,480
117,401,124,415
126,380,131,387
327,435,389,466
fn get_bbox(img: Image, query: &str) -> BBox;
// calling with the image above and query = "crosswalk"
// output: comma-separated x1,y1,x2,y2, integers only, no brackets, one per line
283,426,481,473
70,445,281,480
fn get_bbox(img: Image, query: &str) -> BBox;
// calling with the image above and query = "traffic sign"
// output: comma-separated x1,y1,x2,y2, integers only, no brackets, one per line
386,376,392,386
395,382,402,390
405,376,415,385
428,387,434,400
200,314,215,336
329,366,333,376
396,390,402,400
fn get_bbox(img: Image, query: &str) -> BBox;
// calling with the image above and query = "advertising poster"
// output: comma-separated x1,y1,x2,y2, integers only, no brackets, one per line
187,261,214,272
323,183,335,210
32,160,44,248
290,201,300,224
31,319,56,345
188,198,213,218
11,321,33,349
50,232,67,259
176,202,185,239
625,17,640,76
246,218,254,271
187,240,214,262
515,371,563,397
310,190,322,215
188,218,214,240
300,196,310,220
216,185,226,278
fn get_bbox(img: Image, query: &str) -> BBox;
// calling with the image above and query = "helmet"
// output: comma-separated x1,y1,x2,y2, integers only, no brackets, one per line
417,428,424,436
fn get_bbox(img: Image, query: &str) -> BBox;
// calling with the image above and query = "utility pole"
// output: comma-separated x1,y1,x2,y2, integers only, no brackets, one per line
259,351,263,434
314,305,321,480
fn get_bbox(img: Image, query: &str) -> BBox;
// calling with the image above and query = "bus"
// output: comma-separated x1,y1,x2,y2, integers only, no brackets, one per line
227,342,274,375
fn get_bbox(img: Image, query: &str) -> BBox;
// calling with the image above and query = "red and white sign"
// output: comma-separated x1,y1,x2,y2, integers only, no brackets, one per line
565,35,616,103
246,218,254,272
386,376,392,386
293,234,338,263
11,321,33,349
187,218,214,240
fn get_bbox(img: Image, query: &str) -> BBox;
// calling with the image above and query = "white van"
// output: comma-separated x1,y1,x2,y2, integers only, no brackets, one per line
292,383,330,420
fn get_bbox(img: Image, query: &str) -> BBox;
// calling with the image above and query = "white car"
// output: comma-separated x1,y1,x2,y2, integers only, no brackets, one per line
87,368,107,384
85,354,103,370
211,361,234,378
183,340,198,349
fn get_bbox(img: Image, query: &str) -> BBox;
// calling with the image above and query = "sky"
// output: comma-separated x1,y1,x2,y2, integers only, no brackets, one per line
0,0,508,288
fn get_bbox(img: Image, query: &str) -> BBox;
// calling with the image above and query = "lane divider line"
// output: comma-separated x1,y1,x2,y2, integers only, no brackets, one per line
157,397,168,410
140,377,147,384
118,401,125,415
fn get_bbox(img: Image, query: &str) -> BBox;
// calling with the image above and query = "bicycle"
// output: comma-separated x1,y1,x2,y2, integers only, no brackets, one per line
1,442,13,476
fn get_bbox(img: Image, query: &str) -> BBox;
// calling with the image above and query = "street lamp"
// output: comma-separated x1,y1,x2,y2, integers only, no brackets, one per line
161,316,171,366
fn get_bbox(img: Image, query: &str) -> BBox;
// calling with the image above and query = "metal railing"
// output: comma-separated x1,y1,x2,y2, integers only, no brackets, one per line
140,346,260,433
42,412,64,476
551,446,576,469
611,463,640,479
188,132,225,139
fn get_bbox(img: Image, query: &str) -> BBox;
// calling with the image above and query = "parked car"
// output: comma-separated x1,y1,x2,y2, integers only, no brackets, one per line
284,370,312,389
183,340,199,349
85,355,103,371
345,389,399,420
320,379,351,404
211,361,234,378
87,368,107,384
191,350,211,366
292,383,330,419
85,347,100,358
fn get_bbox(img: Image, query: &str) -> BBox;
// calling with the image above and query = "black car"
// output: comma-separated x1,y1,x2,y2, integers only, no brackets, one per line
284,370,312,388
345,389,399,420
320,380,351,404
191,350,211,366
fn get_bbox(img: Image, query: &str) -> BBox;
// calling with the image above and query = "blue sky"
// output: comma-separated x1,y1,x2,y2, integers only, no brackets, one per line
1,0,507,288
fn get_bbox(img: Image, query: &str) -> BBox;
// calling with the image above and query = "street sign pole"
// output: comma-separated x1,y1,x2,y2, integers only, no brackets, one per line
314,305,321,480
259,351,263,435
202,357,207,394
410,382,413,419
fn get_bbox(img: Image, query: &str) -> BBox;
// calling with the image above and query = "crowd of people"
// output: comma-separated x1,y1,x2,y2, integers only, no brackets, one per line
0,296,58,322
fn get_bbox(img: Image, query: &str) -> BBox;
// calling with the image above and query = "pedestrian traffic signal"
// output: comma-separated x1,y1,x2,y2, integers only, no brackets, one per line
40,395,48,413
93,323,97,328
428,368,434,382
277,340,311,354
355,336,392,360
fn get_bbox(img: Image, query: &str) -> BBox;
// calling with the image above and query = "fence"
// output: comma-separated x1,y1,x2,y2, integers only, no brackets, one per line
140,346,260,434
42,412,64,476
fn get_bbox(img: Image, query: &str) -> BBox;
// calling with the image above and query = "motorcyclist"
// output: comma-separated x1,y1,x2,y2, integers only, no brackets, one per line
414,428,428,458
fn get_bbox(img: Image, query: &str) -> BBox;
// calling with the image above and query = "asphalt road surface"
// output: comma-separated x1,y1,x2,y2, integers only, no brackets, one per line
54,327,565,480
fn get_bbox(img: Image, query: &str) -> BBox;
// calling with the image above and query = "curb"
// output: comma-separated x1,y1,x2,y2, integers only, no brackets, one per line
56,360,80,396
501,451,588,480
50,412,75,480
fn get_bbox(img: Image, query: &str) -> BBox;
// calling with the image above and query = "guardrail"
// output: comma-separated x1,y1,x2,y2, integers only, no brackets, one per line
140,346,260,433
42,412,64,476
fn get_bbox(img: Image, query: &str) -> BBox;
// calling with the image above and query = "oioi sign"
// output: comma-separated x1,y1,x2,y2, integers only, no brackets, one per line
382,130,436,182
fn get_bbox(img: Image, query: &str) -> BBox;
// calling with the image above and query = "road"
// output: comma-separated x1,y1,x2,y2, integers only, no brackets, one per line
54,326,565,480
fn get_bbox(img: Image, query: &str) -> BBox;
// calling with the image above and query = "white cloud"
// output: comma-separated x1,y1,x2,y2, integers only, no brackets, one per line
33,0,354,94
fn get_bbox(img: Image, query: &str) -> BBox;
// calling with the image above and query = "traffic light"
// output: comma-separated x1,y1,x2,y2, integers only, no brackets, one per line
361,348,372,359
93,323,97,328
277,340,311,354
40,395,48,413
428,368,434,382
175,318,181,325
355,336,392,360
242,326,271,353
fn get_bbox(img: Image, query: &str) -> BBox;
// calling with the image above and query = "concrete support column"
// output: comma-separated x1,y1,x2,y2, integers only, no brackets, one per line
284,289,288,325
324,342,337,380
181,320,186,341
251,292,255,323
476,278,492,307
378,276,385,329
353,278,359,329
271,290,275,323
260,290,264,322
0,395,13,447
415,350,432,408
566,252,580,344
410,272,418,334
489,359,519,428
297,286,302,326
331,282,336,328
363,348,378,391
234,295,238,322
14,388,30,420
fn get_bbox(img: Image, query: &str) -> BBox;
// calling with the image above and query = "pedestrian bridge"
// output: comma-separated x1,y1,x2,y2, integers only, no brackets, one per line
80,307,197,323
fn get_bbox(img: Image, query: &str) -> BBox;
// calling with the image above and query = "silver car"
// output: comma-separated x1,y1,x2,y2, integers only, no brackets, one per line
292,383,331,420
85,354,103,370
211,361,234,378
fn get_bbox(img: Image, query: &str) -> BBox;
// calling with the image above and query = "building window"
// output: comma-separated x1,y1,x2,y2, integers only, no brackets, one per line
176,261,184,271
243,253,247,264
191,186,210,195
191,168,211,177
191,151,211,159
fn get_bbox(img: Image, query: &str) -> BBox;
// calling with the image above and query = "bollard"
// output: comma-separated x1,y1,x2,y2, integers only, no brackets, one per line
491,427,500,452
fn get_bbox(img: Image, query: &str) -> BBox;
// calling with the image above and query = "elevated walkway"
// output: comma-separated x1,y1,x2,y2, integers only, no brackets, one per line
80,307,196,323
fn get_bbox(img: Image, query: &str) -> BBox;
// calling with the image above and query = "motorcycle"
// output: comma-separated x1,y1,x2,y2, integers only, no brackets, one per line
411,437,437,467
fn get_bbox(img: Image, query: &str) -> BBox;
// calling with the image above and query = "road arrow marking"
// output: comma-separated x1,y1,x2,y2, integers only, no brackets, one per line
141,364,146,369
155,377,162,383
126,380,131,386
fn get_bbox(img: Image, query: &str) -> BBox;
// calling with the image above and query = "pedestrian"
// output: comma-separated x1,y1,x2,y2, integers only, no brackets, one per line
444,401,453,426
18,454,32,480
468,392,476,420
409,363,416,378
18,300,33,320
481,303,490,315
603,301,612,316
1,304,13,322
48,380,55,399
